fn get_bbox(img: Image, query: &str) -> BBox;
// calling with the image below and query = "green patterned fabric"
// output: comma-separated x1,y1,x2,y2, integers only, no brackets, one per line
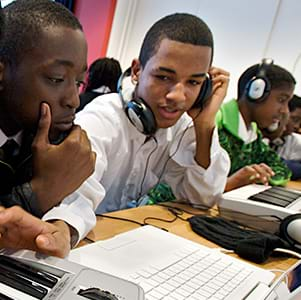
216,99,291,186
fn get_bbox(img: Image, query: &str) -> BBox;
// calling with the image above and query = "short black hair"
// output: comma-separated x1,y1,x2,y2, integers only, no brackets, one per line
0,0,82,66
85,57,122,92
138,13,214,68
237,62,296,99
289,94,301,112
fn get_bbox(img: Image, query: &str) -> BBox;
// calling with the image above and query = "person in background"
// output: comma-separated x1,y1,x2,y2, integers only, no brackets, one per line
284,94,301,134
216,60,295,192
74,13,230,214
0,0,96,257
77,57,122,112
263,95,301,180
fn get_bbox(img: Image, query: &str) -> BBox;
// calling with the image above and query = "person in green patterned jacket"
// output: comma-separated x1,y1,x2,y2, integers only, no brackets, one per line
216,59,295,192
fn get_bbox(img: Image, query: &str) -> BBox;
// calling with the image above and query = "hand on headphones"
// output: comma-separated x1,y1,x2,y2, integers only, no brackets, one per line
188,66,230,127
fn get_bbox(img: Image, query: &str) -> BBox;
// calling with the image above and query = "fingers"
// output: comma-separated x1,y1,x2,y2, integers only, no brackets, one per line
209,67,230,94
65,126,96,173
0,205,27,224
35,221,71,258
35,233,69,258
32,103,51,147
248,164,275,185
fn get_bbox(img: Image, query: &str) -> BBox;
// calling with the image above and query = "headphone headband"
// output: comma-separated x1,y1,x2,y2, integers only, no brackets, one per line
245,58,273,102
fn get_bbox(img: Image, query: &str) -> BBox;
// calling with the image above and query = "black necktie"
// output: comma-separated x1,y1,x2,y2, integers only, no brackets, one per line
0,139,20,165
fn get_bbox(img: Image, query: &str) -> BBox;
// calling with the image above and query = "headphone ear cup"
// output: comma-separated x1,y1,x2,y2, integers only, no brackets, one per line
245,58,273,102
118,67,157,136
246,77,270,102
192,74,212,109
124,98,157,135
279,214,301,249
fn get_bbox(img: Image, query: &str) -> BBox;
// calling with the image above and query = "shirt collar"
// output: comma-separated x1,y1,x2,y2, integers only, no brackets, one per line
0,128,23,147
238,112,258,144
92,86,111,94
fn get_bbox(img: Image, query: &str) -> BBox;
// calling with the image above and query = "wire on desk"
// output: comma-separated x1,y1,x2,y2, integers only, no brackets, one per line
95,200,220,232
157,202,213,216
143,212,178,225
96,213,169,232
273,248,301,259
96,214,144,226
83,236,95,244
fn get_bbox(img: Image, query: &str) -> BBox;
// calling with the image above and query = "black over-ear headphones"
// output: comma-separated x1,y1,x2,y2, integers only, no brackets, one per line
279,213,301,250
118,67,157,136
245,58,273,102
118,67,213,136
191,73,213,109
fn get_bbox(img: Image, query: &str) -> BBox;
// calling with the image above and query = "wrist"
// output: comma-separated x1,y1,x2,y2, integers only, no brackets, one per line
50,220,75,248
52,220,79,248
30,178,61,213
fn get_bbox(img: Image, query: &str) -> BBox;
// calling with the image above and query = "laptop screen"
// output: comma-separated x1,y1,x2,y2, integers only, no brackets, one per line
287,260,301,298
265,260,301,299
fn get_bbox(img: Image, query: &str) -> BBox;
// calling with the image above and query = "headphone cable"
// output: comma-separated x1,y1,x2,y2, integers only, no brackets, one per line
157,110,202,184
137,136,158,201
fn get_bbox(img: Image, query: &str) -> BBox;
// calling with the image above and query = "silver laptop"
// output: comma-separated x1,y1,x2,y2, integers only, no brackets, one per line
0,249,144,300
69,225,277,300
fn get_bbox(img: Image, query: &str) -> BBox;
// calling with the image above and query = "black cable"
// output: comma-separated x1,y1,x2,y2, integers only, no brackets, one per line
97,213,170,232
157,110,202,183
143,206,189,225
137,136,158,200
96,213,145,226
83,236,95,244
157,202,215,215
143,214,177,225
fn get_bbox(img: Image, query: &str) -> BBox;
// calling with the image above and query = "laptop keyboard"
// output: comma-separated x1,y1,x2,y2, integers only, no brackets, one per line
129,245,254,300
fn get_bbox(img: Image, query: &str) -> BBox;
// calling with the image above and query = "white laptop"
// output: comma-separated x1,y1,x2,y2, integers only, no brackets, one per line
219,184,301,221
69,225,281,300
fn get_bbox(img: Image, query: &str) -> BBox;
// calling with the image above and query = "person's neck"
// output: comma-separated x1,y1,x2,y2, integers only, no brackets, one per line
238,99,253,128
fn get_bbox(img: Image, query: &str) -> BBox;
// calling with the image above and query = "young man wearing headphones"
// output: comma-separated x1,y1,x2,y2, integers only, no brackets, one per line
75,13,231,213
216,60,296,192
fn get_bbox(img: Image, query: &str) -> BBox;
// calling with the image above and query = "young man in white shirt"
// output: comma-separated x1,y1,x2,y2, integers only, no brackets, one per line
74,13,231,213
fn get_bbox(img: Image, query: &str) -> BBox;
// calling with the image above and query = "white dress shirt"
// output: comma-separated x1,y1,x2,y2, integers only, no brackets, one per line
44,92,230,240
276,132,301,160
238,113,257,144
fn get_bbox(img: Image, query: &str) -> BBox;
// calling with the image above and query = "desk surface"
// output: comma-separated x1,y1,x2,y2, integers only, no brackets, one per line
286,180,301,190
79,195,300,274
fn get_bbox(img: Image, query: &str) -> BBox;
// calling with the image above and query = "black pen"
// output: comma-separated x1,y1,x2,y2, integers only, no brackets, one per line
0,255,58,288
0,265,47,299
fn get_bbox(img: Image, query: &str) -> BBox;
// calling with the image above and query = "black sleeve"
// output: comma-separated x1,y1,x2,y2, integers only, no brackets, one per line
0,183,43,218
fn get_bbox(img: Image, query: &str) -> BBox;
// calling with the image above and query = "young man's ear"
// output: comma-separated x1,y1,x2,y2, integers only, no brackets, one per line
131,59,142,83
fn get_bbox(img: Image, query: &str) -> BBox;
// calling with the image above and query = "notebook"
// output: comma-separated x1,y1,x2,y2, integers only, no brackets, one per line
68,225,277,300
